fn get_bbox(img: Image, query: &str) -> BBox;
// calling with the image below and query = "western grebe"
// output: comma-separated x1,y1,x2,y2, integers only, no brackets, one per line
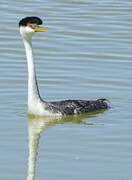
19,16,108,117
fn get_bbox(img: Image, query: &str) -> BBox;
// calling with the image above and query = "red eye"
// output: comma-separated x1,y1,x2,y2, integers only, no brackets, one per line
28,23,37,29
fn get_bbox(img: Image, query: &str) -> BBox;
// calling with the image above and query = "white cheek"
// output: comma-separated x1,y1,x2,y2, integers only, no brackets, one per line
25,26,34,33
20,26,34,36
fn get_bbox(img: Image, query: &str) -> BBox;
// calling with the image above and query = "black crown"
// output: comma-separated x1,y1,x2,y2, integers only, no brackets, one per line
19,16,43,27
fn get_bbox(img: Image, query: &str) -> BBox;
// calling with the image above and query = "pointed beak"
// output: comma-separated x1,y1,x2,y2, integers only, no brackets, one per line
34,26,48,32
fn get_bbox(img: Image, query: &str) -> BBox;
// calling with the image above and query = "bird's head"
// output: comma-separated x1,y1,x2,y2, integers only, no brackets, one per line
19,16,48,40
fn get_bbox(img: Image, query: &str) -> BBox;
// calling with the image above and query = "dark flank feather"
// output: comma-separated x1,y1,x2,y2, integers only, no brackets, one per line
46,98,108,116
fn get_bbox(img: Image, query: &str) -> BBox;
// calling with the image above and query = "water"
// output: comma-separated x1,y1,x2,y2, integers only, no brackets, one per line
0,0,132,179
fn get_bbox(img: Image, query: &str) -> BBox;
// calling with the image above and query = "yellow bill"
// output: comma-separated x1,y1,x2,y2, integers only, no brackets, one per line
34,26,48,32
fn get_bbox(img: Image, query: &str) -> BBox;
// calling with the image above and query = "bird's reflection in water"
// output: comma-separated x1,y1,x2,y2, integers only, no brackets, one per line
27,110,106,180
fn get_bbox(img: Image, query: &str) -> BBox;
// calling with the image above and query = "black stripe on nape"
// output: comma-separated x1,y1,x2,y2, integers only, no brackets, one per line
19,16,43,27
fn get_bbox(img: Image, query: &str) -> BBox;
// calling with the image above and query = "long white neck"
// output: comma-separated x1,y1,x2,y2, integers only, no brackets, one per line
23,36,41,109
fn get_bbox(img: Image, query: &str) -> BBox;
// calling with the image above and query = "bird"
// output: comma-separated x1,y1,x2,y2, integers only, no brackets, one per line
19,16,108,117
